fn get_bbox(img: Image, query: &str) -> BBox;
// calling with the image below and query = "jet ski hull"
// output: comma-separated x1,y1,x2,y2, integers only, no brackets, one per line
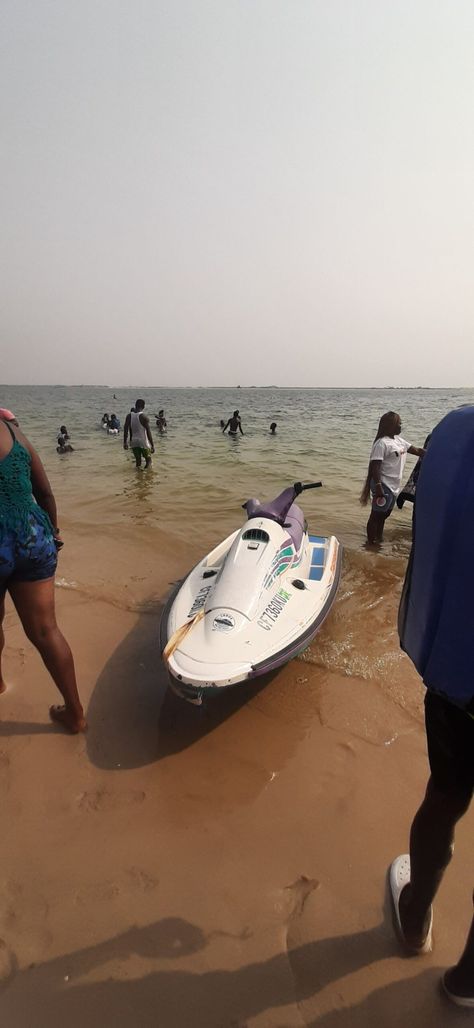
160,518,342,705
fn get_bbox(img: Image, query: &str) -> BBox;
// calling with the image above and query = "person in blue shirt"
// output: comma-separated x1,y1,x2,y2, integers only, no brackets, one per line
389,405,474,1007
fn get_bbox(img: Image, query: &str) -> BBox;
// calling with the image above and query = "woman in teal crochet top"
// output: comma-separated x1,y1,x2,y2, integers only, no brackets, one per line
0,416,86,732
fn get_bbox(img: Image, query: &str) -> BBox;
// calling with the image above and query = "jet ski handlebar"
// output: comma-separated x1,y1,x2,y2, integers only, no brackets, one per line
243,481,323,525
293,481,322,495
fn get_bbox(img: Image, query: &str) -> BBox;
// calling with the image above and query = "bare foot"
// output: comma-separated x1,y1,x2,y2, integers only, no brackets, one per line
0,679,7,695
49,705,87,734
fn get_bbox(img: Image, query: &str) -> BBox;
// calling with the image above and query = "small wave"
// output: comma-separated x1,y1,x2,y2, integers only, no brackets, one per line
299,542,409,686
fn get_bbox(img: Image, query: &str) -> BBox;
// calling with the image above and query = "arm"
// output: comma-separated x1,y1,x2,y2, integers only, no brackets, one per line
123,413,131,448
222,420,230,433
408,445,426,458
239,422,244,435
141,414,154,453
368,459,384,497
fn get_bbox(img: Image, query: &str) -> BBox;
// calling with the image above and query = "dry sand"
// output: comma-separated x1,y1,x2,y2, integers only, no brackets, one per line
0,537,472,1027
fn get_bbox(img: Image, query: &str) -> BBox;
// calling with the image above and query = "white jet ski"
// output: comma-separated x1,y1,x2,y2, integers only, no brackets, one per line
160,481,342,704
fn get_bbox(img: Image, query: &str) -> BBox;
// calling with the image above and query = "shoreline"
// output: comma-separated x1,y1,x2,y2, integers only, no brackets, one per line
0,535,471,1026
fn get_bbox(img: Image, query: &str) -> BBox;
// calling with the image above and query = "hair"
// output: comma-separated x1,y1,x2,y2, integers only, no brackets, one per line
270,422,277,431
233,410,239,417
60,425,67,433
360,411,400,505
135,399,145,411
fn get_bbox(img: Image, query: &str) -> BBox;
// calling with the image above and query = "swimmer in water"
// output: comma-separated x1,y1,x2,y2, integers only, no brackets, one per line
270,422,277,434
222,410,243,436
57,434,73,454
101,414,109,429
108,413,120,433
155,409,167,433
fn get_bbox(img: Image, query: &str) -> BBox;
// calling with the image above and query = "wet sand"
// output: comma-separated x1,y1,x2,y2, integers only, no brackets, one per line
0,539,472,1027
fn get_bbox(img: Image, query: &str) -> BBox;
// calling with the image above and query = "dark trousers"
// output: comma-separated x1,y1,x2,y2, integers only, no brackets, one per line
408,692,474,968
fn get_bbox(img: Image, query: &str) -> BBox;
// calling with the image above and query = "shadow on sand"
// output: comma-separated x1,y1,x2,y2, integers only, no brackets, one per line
0,913,459,1028
85,602,279,772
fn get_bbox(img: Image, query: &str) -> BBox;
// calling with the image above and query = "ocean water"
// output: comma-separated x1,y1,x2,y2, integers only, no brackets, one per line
2,385,472,705
2,384,469,548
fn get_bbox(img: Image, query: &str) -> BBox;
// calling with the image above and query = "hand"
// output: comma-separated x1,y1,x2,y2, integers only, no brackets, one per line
375,483,384,497
54,528,64,551
151,446,155,454
123,443,129,450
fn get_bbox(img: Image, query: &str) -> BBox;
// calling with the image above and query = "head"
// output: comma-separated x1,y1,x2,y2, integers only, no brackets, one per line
60,425,67,434
135,399,145,412
158,409,164,417
111,413,116,420
375,411,401,440
0,408,18,426
233,410,239,418
270,422,277,433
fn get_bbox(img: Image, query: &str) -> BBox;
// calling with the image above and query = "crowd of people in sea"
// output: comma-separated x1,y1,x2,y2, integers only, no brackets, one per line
59,400,278,470
0,398,473,1006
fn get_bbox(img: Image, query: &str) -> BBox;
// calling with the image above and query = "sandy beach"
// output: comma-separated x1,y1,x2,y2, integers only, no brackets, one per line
0,523,471,1027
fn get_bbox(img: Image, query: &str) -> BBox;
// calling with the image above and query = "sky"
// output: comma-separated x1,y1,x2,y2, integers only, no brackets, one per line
1,1,473,387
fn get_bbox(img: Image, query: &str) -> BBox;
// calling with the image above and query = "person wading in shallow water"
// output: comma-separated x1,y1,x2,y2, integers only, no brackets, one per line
222,410,243,436
360,411,425,545
123,399,155,468
0,416,86,732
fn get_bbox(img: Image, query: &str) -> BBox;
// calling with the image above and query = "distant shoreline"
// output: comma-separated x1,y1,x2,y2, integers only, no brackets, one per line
1,383,471,391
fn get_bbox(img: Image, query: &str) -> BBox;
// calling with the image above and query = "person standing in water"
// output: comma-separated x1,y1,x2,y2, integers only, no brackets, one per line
270,422,277,434
0,416,86,732
123,399,155,468
222,410,243,436
360,411,425,544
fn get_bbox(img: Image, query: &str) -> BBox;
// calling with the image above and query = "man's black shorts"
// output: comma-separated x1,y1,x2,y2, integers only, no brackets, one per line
425,690,474,793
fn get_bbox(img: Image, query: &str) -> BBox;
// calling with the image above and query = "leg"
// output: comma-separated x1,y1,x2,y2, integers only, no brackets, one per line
0,593,6,693
9,577,86,732
398,775,471,946
132,447,142,468
366,510,386,544
398,692,473,948
444,905,474,1003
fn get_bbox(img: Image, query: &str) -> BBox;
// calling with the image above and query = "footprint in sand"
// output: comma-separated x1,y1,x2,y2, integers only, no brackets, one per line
315,740,357,807
284,876,320,921
126,867,159,892
75,789,147,812
74,868,158,906
74,880,121,905
0,881,52,955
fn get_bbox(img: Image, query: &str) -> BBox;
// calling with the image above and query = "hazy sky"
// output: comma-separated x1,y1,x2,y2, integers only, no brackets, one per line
1,1,473,386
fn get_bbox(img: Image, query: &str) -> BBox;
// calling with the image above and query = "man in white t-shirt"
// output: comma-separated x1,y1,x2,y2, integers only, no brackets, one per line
361,412,426,544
